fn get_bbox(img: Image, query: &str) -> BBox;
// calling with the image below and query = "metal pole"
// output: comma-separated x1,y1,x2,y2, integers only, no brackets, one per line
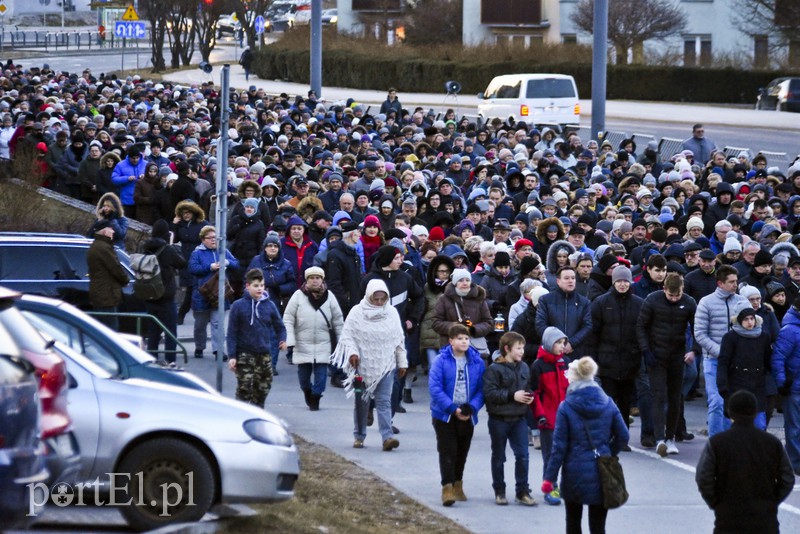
214,64,231,394
591,0,608,141
310,0,322,98
61,0,65,29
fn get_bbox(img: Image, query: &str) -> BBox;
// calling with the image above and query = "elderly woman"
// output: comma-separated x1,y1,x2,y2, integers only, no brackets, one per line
331,279,408,451
432,268,494,361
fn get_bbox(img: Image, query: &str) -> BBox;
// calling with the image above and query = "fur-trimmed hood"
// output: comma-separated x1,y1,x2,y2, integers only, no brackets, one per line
426,254,456,294
770,241,800,259
99,151,121,168
297,196,324,222
536,216,566,244
545,239,577,274
237,179,262,198
95,192,124,217
174,200,206,221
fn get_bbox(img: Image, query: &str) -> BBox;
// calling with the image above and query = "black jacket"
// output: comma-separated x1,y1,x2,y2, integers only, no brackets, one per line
325,239,363,317
684,266,718,304
483,360,531,419
591,288,644,380
143,237,186,301
511,302,541,363
717,328,772,411
362,265,424,324
637,290,700,359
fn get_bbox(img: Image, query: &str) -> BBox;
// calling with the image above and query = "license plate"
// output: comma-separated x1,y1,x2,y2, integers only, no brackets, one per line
545,105,558,113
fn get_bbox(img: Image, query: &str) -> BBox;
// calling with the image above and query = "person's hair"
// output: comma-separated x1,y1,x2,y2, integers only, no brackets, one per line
420,242,438,257
557,265,575,278
198,225,216,239
716,264,738,282
448,323,470,340
245,268,264,284
499,331,525,356
692,123,703,132
647,254,667,270
479,241,496,257
730,200,745,211
663,272,683,293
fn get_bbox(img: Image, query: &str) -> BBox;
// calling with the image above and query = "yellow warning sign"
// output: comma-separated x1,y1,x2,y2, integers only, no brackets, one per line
0,1,7,16
121,5,139,21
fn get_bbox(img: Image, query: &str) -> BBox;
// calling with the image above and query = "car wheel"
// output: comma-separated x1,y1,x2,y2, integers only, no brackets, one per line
117,438,216,531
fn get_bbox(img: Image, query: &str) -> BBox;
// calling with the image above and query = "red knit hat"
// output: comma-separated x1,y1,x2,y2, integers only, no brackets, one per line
364,215,381,229
429,226,445,241
514,238,534,252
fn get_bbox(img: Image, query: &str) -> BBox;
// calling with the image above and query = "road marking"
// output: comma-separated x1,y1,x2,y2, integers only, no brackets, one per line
630,446,800,515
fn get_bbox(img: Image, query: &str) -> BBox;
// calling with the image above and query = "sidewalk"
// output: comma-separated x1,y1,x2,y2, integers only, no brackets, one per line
164,67,800,132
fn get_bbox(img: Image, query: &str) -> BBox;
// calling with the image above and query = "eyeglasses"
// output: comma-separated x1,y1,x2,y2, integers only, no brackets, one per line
436,269,451,274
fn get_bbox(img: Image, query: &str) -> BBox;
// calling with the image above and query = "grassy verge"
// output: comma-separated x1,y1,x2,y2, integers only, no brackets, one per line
218,436,470,534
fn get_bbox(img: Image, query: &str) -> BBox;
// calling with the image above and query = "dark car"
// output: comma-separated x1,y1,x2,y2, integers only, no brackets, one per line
756,77,800,112
0,287,80,487
17,295,216,394
0,353,49,529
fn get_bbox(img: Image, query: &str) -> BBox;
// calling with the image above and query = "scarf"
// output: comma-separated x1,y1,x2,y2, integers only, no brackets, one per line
731,315,763,338
301,281,328,310
330,280,406,400
361,233,383,268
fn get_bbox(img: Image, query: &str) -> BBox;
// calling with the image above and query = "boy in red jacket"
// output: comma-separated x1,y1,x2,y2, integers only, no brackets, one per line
531,326,570,505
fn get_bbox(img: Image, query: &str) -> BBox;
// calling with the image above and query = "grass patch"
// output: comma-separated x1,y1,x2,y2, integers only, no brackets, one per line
218,436,469,534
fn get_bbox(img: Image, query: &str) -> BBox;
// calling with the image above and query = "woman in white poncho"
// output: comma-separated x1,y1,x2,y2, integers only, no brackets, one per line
331,279,408,451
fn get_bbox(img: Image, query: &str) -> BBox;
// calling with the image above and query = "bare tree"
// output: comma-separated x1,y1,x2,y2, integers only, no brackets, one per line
404,0,461,45
570,0,688,65
230,0,271,50
729,0,800,67
140,0,168,72
193,0,227,62
165,0,196,67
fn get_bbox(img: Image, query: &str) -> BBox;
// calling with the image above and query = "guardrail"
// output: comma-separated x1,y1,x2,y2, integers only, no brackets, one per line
0,29,150,52
88,311,188,364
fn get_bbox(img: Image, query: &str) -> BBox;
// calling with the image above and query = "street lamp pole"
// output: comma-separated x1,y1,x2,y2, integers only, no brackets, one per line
591,0,608,141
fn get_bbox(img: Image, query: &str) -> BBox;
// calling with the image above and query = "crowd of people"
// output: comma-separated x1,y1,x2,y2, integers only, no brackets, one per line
4,62,800,532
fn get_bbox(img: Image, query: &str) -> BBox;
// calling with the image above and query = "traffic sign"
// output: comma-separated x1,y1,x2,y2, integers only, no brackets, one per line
254,15,265,35
0,1,7,15
114,21,147,39
121,5,139,21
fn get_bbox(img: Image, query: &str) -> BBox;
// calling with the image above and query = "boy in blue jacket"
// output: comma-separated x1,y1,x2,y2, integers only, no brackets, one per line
227,268,287,407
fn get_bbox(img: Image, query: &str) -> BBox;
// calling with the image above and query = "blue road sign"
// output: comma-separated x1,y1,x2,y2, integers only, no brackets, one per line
114,21,147,40
254,15,265,35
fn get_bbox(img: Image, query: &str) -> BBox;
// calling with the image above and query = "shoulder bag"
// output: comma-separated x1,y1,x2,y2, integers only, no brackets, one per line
319,304,338,354
578,409,629,509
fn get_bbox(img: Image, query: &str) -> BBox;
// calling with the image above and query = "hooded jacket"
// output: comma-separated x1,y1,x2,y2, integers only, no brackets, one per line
230,180,272,228
281,215,319,288
429,343,485,425
91,192,129,249
171,201,209,287
717,314,771,410
283,284,344,365
361,262,424,325
534,216,566,259
246,245,297,301
133,163,163,225
421,255,456,350
142,235,186,301
188,243,240,312
87,233,129,308
228,207,266,269
226,291,286,356
111,153,148,205
544,239,575,288
707,182,734,226
530,345,569,430
325,238,364,317
96,151,121,197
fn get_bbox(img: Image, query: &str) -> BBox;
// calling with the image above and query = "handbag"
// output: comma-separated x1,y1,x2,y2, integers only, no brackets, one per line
319,305,338,353
198,271,235,304
578,412,629,509
454,300,489,356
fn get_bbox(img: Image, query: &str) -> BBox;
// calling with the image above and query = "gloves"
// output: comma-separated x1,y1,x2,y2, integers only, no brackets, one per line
643,350,656,367
541,480,554,494
537,416,548,427
468,326,476,336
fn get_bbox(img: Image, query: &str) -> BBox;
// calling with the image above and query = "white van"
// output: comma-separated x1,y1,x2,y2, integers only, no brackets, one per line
477,73,580,127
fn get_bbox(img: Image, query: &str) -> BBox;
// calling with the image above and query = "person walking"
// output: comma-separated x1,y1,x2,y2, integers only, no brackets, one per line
283,266,344,411
87,221,130,330
331,279,408,451
542,356,629,534
695,390,795,534
171,200,209,325
239,47,254,81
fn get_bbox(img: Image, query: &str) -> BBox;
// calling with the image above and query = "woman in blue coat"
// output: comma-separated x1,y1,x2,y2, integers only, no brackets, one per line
542,356,629,534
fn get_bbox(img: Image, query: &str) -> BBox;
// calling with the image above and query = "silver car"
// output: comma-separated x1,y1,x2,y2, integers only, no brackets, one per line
54,342,299,531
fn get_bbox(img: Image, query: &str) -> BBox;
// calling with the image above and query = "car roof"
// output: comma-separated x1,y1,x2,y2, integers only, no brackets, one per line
0,232,94,245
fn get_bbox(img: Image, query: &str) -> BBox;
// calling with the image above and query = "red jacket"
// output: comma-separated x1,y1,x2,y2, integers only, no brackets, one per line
530,346,569,430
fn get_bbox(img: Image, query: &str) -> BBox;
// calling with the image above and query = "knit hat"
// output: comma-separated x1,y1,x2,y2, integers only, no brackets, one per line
753,249,773,267
151,219,170,241
514,238,534,252
611,265,633,284
738,284,761,301
411,224,429,237
429,226,445,241
451,268,471,284
728,390,758,421
305,266,325,279
242,198,259,210
735,304,757,325
374,245,401,268
364,214,381,229
686,217,704,231
567,356,598,383
326,226,343,241
542,326,567,354
494,251,511,268
598,254,620,274
723,237,742,254
519,256,540,277
619,221,633,234
766,280,786,298
262,234,281,248
528,286,549,307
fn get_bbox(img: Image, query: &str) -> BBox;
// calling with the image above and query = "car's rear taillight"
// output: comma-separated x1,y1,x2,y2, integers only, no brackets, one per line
520,105,529,116
28,350,70,439
574,103,581,115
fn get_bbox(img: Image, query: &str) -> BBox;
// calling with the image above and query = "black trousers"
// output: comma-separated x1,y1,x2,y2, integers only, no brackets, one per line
432,417,474,486
600,377,636,427
648,358,684,441
565,500,608,534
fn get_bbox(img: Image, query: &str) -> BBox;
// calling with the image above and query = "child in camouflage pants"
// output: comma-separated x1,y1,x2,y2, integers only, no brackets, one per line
227,269,287,407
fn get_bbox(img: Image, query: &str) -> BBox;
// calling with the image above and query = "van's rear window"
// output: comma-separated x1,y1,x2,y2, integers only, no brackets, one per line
526,79,575,98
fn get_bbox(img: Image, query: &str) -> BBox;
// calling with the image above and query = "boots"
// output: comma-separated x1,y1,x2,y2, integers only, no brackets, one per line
453,480,467,501
441,483,455,506
403,388,413,404
309,394,321,411
302,389,312,408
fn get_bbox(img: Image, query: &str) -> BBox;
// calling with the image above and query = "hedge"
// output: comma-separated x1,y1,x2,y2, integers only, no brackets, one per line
252,46,798,104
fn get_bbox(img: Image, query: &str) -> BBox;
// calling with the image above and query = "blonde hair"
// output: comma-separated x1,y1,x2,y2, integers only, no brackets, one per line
567,356,598,383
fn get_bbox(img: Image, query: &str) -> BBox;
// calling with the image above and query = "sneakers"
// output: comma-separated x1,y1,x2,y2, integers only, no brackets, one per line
515,492,537,506
656,440,668,458
353,439,364,449
544,489,561,506
675,431,695,442
641,435,656,448
382,438,399,451
665,439,679,455
495,493,508,506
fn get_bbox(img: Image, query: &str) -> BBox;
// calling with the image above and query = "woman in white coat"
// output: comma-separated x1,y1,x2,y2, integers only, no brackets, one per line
284,266,344,411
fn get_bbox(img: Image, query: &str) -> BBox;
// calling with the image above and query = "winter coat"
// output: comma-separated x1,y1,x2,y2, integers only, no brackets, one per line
631,271,662,300
420,255,455,350
226,293,285,356
587,266,613,301
718,326,772,411
90,193,129,249
432,282,494,347
170,174,199,211
429,343,485,425
684,266,718,304
246,249,296,302
229,180,272,228
637,290,699,360
283,287,344,364
111,155,148,206
133,172,162,225
171,201,209,287
142,237,186,301
530,346,569,430
228,212,266,271
324,239,363,317
361,265,424,324
534,216,566,259
480,268,516,317
695,288,747,359
511,302,543,362
772,306,800,395
544,382,629,506
696,422,794,534
544,239,575,288
188,244,240,312
591,288,644,380
483,360,531,419
535,287,592,356
87,234,129,308
281,234,319,289
56,144,88,185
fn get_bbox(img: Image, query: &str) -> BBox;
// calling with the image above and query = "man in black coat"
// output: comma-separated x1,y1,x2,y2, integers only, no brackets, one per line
684,249,718,304
696,390,794,534
324,221,363,318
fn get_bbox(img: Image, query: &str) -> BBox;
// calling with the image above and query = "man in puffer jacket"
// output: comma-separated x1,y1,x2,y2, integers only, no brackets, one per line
772,297,800,475
535,266,592,357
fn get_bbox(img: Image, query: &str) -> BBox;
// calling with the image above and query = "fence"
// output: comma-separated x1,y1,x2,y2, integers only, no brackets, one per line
0,29,150,52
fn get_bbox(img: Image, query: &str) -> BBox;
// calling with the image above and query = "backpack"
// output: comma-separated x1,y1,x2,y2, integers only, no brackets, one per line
129,247,165,301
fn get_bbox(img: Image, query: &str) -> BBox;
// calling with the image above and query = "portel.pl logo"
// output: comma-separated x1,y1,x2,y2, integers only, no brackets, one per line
27,472,196,517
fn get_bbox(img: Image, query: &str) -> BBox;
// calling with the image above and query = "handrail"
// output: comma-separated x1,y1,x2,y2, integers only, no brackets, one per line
86,311,188,364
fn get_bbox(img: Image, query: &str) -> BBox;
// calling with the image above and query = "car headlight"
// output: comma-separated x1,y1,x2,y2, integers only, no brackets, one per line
330,16,337,23
243,419,293,447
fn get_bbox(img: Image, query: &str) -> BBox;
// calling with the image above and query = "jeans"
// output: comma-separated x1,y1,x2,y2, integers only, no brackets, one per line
635,357,654,437
426,347,440,368
193,309,221,354
648,358,684,441
565,501,609,534
432,417,475,486
600,377,635,428
703,357,730,437
145,300,178,362
354,372,394,442
487,416,530,495
784,392,800,472
539,428,554,479
297,362,327,396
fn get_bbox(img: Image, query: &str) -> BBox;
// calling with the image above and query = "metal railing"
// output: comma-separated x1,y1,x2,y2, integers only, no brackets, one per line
87,311,188,364
0,29,150,52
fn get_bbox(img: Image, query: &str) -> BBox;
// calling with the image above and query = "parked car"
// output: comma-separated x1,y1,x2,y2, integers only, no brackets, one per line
0,287,80,487
0,353,50,529
321,8,338,25
217,14,240,36
756,77,800,112
265,1,297,32
17,294,216,394
56,341,300,531
477,73,581,128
